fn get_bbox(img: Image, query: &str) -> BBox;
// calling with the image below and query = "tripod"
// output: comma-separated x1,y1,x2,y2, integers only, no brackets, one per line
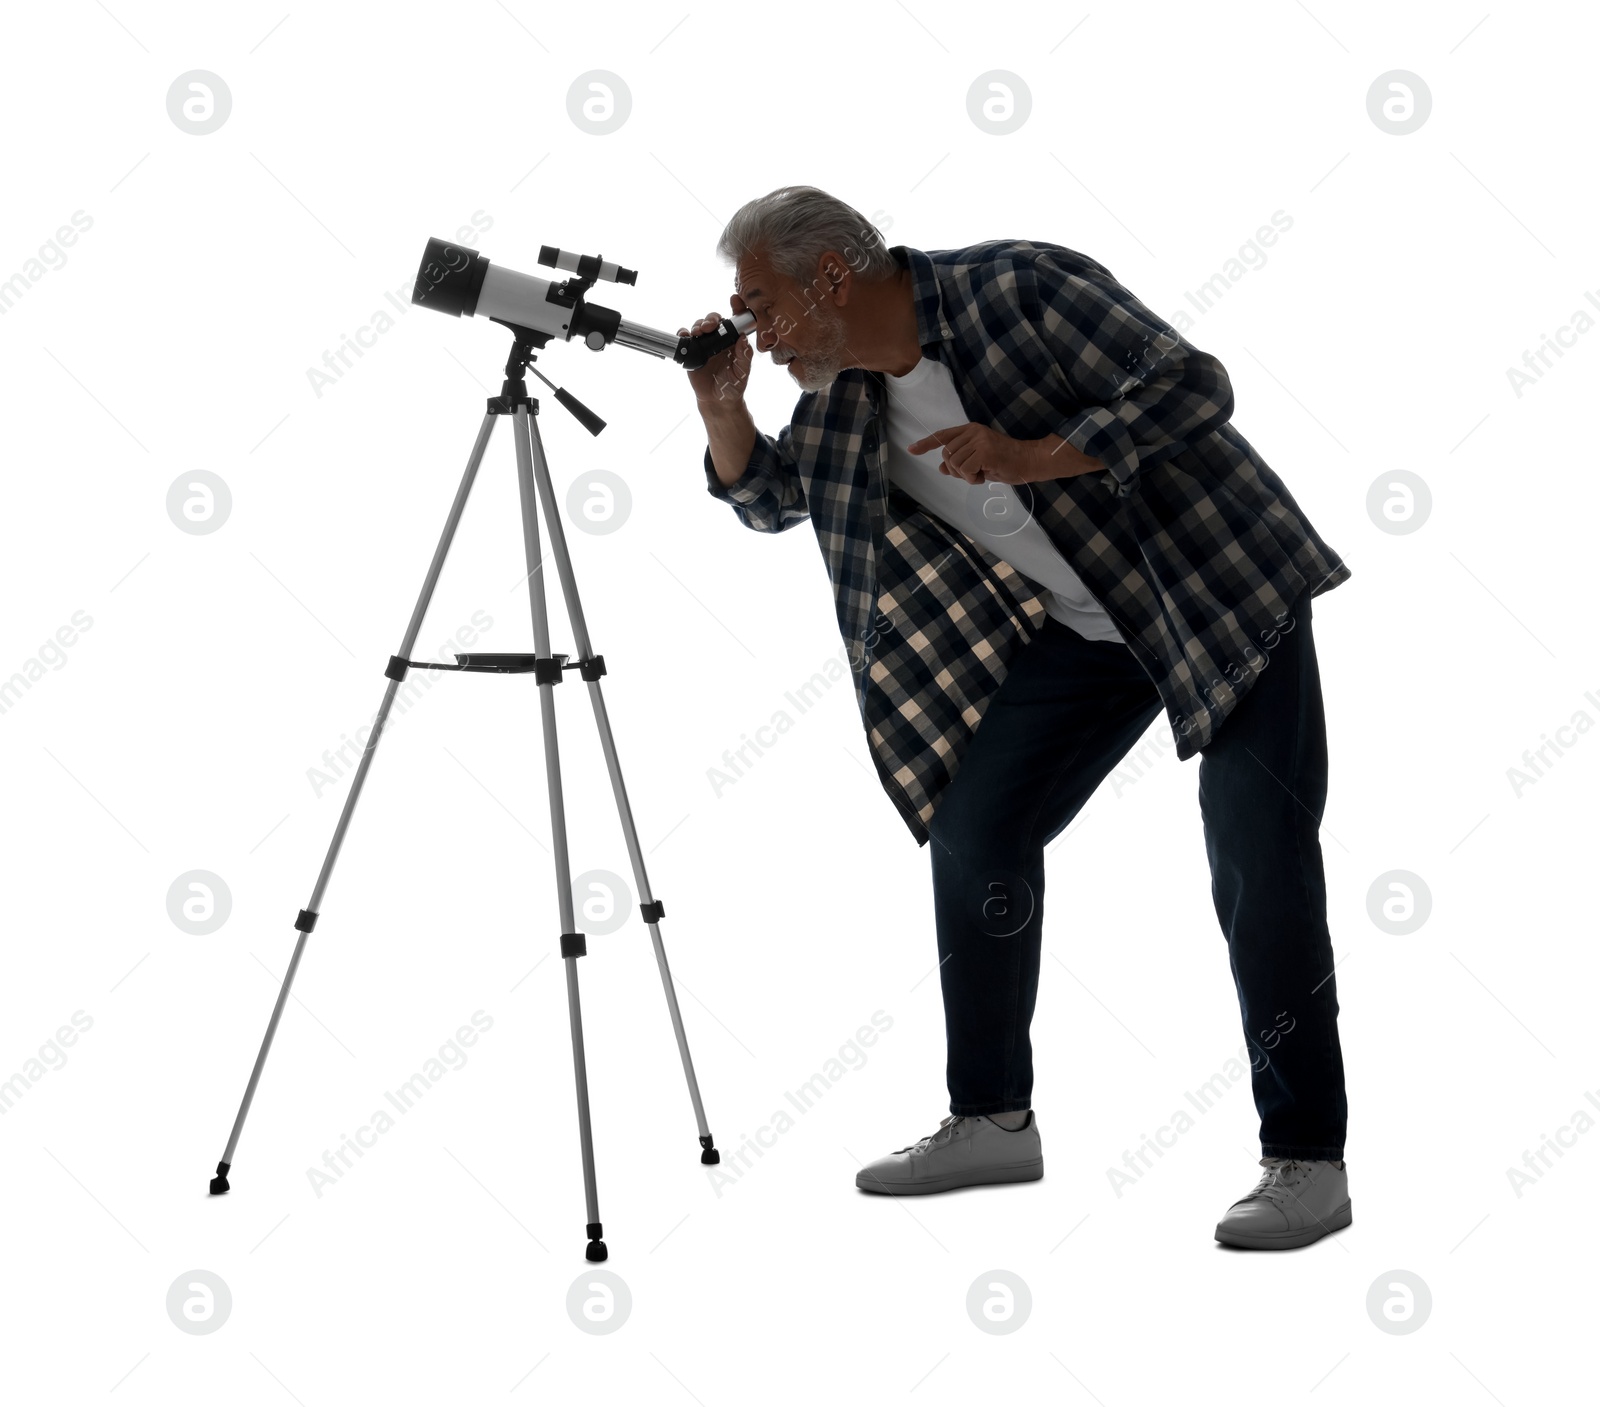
209,324,719,1262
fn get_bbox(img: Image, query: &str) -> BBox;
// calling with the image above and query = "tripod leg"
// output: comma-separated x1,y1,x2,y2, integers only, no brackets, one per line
511,405,607,1263
520,409,719,1167
209,413,500,1196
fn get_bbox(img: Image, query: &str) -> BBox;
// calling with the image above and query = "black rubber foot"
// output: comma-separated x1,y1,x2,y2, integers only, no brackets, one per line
699,1134,719,1165
209,1160,231,1196
585,1240,608,1262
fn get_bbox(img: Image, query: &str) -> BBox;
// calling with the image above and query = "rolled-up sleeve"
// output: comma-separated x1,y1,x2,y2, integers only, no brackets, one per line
1023,253,1235,500
704,420,810,532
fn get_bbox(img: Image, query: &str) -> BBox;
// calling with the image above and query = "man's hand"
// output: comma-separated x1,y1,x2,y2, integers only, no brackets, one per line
905,423,1103,484
681,296,754,409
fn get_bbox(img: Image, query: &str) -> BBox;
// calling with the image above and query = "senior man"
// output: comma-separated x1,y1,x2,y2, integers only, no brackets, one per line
682,185,1352,1250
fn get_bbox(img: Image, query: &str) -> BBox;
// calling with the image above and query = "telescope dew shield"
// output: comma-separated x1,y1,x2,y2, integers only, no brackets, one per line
412,237,489,318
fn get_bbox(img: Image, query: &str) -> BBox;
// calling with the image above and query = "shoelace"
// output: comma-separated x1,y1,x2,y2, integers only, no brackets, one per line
1240,1158,1317,1207
895,1114,970,1155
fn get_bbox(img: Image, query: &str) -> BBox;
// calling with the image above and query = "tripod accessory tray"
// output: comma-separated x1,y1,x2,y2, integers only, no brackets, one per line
385,652,608,682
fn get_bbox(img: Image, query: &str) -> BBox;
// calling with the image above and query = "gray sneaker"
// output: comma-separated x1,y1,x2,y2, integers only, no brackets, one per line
1214,1156,1352,1249
855,1113,1044,1195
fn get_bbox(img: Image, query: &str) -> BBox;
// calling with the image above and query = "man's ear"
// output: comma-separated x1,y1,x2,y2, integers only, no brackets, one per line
820,253,852,305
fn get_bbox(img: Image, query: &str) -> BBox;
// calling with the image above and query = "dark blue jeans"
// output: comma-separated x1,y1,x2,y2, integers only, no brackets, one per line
926,589,1347,1161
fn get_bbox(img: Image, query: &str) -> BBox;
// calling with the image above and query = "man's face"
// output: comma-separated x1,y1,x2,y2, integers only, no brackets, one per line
735,251,851,394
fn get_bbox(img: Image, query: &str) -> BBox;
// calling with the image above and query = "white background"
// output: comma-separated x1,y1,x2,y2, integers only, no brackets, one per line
2,0,1595,1401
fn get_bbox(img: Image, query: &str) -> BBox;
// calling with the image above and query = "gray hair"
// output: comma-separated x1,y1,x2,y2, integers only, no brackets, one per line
715,185,897,288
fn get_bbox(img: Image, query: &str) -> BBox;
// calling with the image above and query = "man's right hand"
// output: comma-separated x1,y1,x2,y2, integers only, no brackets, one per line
680,293,755,409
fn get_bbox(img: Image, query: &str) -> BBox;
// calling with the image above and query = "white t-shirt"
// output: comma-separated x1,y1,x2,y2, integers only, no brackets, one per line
881,354,1126,644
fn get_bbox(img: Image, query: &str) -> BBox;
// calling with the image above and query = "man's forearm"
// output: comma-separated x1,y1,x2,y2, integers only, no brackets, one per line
702,402,758,489
1030,433,1103,481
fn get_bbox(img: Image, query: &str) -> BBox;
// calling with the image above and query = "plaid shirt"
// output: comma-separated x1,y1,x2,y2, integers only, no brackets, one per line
702,239,1351,847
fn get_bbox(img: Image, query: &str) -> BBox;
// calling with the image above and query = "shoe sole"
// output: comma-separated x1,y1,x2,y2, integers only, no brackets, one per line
855,1160,1044,1195
1214,1200,1353,1250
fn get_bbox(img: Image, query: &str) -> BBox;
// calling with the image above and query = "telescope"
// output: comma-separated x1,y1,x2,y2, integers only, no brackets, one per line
411,236,756,370
209,232,743,1264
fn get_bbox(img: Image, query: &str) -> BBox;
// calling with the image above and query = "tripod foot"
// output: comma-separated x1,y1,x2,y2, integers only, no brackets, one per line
208,1161,231,1196
585,1222,608,1262
699,1134,720,1165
